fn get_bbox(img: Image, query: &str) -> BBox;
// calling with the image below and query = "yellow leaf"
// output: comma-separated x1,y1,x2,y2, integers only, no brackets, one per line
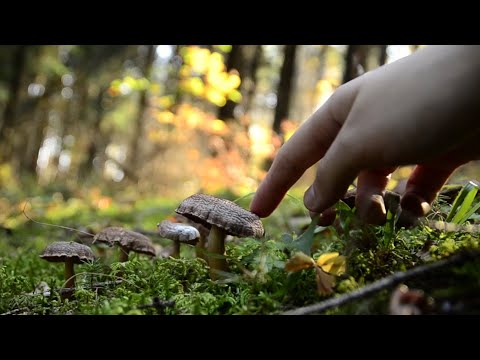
227,71,241,89
189,77,205,96
227,89,242,103
209,119,228,135
208,52,225,73
156,95,174,109
214,45,232,53
285,252,315,272
190,48,211,74
315,266,335,296
205,87,226,107
316,252,346,276
156,111,175,124
179,65,191,78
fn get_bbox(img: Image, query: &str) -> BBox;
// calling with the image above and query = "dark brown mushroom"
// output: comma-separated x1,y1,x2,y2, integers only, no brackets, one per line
157,220,200,258
92,227,156,262
175,193,264,279
40,241,95,299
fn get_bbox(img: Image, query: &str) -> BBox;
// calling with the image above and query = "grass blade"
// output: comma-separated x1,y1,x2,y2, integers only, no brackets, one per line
446,181,479,223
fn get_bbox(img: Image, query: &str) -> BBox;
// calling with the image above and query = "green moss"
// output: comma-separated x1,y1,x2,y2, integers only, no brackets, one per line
2,185,480,315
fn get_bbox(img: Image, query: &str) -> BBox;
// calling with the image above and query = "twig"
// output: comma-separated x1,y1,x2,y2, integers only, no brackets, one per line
137,297,175,314
22,200,95,237
1,307,29,315
281,249,480,315
60,280,124,296
133,228,162,237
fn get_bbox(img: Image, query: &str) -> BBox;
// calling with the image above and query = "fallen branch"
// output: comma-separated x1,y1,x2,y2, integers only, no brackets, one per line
1,307,29,315
281,249,480,315
59,280,123,296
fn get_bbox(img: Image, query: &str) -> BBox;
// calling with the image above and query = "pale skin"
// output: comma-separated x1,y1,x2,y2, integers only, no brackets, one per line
250,45,480,225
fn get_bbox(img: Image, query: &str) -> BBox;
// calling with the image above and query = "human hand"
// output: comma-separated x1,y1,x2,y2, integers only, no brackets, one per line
250,45,480,225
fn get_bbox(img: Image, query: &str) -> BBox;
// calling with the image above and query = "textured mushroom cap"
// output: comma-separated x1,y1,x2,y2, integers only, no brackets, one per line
157,220,200,244
175,194,264,238
93,227,156,257
40,241,95,264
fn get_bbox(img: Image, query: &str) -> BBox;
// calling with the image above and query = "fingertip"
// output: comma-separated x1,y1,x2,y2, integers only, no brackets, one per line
304,186,320,212
401,192,431,217
356,194,387,225
310,208,337,226
249,196,273,218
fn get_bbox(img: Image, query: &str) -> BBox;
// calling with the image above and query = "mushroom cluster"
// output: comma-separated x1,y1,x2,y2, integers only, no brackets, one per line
175,193,264,279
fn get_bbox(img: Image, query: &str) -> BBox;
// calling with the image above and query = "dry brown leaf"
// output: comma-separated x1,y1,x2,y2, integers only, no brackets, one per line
315,266,336,296
285,252,316,272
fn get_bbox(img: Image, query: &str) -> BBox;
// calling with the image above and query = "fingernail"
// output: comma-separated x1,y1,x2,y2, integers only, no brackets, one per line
304,186,317,211
359,195,386,225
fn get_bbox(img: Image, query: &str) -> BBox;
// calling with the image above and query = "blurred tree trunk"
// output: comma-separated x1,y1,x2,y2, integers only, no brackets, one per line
242,45,263,115
218,45,244,122
342,45,371,84
0,45,27,162
378,45,388,66
20,95,50,175
127,45,156,173
78,87,107,179
272,45,298,137
167,45,184,107
73,45,134,181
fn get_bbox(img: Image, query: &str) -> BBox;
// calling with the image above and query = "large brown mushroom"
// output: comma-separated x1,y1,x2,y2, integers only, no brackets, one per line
40,241,95,299
157,220,200,258
175,194,264,279
92,227,156,262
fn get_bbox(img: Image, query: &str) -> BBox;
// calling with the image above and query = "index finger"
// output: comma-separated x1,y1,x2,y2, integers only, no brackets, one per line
250,80,360,217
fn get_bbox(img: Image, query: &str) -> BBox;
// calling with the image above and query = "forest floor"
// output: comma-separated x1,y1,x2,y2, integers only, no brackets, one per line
1,183,480,315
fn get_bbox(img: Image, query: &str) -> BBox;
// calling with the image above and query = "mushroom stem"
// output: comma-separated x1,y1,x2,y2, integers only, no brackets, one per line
119,247,130,262
207,225,228,279
195,235,207,261
172,241,180,258
62,260,75,300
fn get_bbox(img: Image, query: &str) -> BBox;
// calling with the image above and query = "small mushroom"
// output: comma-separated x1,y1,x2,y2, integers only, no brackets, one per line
157,220,200,258
175,194,264,279
92,227,156,262
174,213,210,260
40,241,95,299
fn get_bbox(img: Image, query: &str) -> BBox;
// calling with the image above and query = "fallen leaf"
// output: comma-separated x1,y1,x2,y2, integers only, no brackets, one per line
316,252,346,276
315,266,336,296
285,252,315,272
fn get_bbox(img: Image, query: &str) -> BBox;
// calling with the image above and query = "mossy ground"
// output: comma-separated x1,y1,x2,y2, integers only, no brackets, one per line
1,187,479,315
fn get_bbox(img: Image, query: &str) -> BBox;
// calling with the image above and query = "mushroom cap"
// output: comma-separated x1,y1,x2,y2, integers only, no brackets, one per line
93,227,156,257
40,241,95,264
174,213,210,238
157,220,200,245
175,194,264,238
